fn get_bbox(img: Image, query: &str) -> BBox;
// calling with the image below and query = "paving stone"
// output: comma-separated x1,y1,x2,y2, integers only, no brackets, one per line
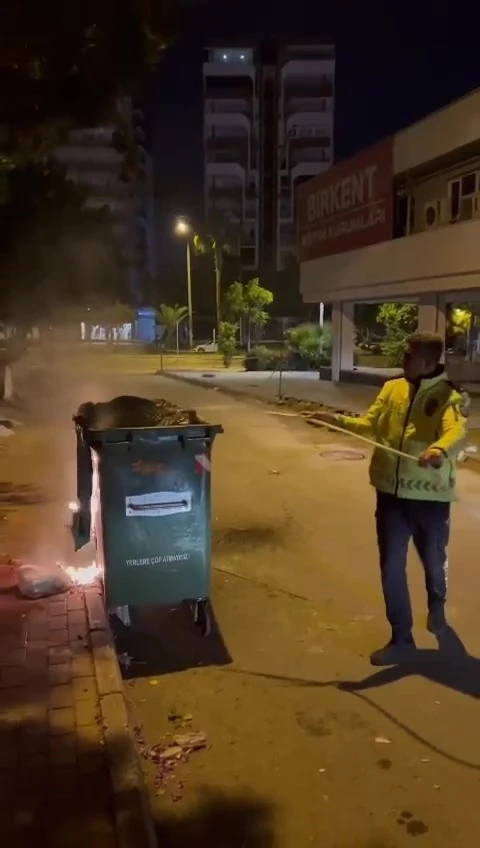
48,628,70,648
50,733,77,766
49,683,74,709
0,665,26,687
48,614,68,631
0,515,128,847
75,698,100,728
49,662,72,686
49,707,76,737
48,599,68,617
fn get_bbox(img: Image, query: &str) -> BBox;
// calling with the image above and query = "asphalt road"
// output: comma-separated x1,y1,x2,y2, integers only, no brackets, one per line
61,374,480,848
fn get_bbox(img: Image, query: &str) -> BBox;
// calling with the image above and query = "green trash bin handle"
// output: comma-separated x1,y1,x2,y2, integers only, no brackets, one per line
74,421,223,448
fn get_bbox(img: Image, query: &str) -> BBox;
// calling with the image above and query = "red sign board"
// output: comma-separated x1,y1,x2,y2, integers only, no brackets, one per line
296,138,394,262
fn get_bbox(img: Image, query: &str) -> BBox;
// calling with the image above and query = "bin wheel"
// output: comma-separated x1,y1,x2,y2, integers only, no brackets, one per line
193,600,211,637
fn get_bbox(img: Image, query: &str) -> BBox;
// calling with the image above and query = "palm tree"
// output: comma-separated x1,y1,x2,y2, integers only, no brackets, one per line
157,303,188,351
193,213,240,335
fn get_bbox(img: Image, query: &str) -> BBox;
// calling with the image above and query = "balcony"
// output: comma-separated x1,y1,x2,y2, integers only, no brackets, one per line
290,145,330,166
205,113,251,132
206,162,245,181
282,60,335,80
84,196,131,215
291,162,330,181
282,76,333,99
204,60,255,80
54,145,123,165
300,218,480,303
207,186,244,203
205,98,254,118
67,127,117,146
206,147,249,169
205,77,255,100
285,113,333,135
72,176,132,197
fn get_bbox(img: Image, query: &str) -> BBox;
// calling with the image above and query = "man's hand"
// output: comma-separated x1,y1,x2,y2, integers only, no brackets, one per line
314,412,339,427
418,449,444,468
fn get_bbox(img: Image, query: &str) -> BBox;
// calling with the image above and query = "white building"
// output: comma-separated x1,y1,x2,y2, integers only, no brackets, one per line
298,88,480,381
203,41,335,283
52,99,156,294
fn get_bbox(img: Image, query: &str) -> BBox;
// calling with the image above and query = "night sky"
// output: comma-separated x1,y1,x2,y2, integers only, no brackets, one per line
148,1,479,276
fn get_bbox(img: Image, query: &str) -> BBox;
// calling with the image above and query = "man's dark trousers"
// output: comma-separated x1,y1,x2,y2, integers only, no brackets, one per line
375,490,450,642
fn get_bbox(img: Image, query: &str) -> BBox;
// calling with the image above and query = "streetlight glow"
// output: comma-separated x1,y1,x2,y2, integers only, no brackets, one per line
175,217,190,236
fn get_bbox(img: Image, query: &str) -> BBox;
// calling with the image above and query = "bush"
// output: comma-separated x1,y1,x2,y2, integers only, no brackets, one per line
380,335,407,367
218,321,238,367
286,323,332,369
245,345,287,370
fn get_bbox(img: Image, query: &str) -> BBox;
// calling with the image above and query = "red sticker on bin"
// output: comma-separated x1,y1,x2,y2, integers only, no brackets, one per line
194,454,211,473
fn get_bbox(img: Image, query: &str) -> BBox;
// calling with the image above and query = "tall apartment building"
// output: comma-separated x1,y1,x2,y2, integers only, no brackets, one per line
203,41,335,284
52,98,156,297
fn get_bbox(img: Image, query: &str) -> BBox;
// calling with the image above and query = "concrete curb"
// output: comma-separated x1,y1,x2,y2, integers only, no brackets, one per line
85,587,158,848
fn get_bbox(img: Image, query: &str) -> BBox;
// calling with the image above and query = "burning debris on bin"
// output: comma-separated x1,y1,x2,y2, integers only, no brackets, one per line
76,396,200,430
133,711,207,800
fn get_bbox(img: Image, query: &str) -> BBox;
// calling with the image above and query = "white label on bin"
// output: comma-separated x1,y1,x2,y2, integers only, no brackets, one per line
125,490,192,517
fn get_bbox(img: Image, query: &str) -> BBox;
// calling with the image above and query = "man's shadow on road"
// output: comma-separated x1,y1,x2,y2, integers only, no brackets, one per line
339,626,480,700
232,626,480,702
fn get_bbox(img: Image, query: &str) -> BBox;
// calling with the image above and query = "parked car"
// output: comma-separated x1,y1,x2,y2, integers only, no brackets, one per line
193,340,218,353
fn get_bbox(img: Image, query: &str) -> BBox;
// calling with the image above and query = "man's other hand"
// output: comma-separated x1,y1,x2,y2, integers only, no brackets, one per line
314,412,339,427
418,449,444,468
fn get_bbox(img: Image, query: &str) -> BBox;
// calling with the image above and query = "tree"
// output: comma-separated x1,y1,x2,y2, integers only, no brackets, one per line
0,161,128,332
224,278,274,351
447,303,478,360
156,304,188,350
193,213,240,335
0,0,204,173
376,303,417,366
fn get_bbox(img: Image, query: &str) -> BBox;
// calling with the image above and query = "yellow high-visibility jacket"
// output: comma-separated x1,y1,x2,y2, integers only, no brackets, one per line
336,372,467,501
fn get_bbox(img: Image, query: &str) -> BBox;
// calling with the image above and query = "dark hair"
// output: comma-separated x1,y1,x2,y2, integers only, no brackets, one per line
408,332,444,363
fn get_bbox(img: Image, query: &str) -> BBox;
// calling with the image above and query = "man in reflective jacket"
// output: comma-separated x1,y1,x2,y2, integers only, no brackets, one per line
316,332,468,666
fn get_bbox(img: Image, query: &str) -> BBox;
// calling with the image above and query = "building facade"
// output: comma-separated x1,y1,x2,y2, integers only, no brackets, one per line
203,41,335,282
52,98,156,297
297,88,480,380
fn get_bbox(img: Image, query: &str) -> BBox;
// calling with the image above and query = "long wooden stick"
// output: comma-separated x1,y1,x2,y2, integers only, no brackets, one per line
305,416,418,462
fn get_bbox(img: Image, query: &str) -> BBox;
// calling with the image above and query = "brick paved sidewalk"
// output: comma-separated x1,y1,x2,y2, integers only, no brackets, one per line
0,564,119,847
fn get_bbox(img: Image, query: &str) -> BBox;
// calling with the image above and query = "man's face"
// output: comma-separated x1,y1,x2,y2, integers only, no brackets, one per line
403,343,429,381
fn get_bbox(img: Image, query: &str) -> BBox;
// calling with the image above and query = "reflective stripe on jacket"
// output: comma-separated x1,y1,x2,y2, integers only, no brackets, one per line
336,372,467,502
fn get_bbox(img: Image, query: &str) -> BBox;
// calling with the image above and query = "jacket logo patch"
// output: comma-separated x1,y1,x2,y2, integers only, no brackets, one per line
424,398,439,417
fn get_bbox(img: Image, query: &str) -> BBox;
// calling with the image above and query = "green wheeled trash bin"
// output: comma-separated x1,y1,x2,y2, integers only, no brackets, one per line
73,399,223,635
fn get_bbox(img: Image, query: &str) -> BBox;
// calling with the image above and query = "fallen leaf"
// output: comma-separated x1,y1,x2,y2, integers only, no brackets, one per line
150,679,159,687
173,731,207,751
160,746,183,760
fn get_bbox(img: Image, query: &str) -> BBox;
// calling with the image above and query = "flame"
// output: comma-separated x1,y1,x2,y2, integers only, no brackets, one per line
62,561,102,587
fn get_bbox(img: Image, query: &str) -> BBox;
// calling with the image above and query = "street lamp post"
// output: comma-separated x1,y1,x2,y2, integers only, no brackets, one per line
175,218,193,349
